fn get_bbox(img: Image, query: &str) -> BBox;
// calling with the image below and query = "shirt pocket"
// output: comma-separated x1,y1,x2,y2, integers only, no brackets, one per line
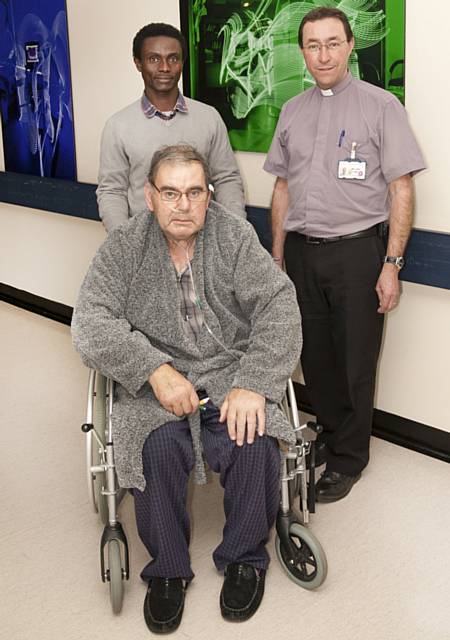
331,132,374,176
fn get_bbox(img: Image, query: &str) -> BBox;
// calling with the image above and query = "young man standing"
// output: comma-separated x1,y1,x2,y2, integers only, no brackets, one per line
97,23,245,230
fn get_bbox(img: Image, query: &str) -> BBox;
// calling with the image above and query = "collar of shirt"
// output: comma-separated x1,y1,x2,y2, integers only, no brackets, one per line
141,92,188,120
177,262,191,279
317,71,353,97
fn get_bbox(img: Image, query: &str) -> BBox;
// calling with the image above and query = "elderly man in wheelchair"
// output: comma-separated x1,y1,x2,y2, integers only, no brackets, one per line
72,144,306,633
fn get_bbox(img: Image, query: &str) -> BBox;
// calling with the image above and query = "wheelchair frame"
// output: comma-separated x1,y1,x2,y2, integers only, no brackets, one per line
82,371,129,613
81,371,327,614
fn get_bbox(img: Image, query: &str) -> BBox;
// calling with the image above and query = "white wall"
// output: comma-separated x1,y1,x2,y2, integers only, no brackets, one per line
372,0,450,430
0,203,105,304
0,0,449,430
376,282,450,430
404,1,450,234
67,0,180,183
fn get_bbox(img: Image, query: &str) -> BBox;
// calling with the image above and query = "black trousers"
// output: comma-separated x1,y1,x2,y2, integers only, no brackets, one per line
284,231,385,476
134,399,280,582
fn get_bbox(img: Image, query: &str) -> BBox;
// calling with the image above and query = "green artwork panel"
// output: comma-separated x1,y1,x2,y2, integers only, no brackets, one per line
180,0,405,153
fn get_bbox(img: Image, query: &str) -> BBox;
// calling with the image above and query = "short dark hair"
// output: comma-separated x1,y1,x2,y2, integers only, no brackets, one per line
132,23,187,61
298,7,353,48
147,144,211,188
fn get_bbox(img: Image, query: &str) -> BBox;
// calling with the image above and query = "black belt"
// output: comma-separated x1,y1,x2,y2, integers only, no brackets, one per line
297,223,382,245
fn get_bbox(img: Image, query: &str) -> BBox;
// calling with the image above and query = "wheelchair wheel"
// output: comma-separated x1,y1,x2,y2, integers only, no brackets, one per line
108,539,124,614
275,522,327,589
93,374,109,525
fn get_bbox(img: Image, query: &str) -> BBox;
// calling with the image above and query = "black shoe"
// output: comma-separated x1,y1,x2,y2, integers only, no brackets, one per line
220,563,266,622
315,470,361,503
143,577,186,634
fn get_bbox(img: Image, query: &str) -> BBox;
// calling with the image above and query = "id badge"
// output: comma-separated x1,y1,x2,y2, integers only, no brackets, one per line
337,141,366,180
338,159,366,180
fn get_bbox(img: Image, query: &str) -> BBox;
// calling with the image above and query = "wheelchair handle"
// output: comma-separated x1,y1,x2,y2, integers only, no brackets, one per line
307,421,323,435
82,422,94,433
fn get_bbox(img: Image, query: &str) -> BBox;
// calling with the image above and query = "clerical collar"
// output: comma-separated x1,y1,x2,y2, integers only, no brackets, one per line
318,72,353,97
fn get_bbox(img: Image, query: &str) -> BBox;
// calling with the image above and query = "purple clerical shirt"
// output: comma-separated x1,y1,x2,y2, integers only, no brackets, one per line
264,73,426,237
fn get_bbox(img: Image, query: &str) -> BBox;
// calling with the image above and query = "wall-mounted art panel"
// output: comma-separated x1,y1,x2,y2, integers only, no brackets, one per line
0,0,76,178
181,0,405,153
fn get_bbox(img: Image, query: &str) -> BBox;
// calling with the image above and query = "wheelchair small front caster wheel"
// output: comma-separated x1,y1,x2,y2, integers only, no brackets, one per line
275,522,328,589
107,540,124,613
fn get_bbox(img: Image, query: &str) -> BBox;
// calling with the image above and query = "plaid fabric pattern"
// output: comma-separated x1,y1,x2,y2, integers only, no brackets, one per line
178,264,204,341
134,401,280,581
141,92,188,121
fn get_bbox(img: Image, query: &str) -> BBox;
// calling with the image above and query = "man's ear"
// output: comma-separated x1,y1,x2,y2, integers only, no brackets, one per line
348,37,355,55
144,181,154,212
134,57,142,73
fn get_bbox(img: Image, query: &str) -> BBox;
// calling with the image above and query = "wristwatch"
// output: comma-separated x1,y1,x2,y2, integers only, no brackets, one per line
383,255,405,269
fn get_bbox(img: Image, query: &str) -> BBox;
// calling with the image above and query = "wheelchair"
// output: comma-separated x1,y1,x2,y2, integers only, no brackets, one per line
81,370,328,614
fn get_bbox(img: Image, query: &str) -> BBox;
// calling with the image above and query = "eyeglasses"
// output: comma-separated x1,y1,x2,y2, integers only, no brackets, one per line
303,40,347,54
151,183,209,203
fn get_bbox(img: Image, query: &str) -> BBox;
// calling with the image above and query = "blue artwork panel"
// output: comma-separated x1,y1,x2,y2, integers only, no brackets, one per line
0,0,76,179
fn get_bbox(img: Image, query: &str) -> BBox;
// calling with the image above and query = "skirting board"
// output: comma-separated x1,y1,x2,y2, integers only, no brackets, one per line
0,283,72,327
1,282,449,463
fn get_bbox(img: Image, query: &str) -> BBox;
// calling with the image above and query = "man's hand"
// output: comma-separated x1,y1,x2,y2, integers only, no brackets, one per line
148,364,199,416
376,174,413,314
375,264,400,313
219,388,266,446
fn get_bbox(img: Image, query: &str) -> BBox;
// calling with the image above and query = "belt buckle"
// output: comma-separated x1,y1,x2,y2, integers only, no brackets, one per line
306,236,321,245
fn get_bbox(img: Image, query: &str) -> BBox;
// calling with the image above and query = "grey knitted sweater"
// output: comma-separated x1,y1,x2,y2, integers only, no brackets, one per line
72,204,302,490
96,96,246,230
